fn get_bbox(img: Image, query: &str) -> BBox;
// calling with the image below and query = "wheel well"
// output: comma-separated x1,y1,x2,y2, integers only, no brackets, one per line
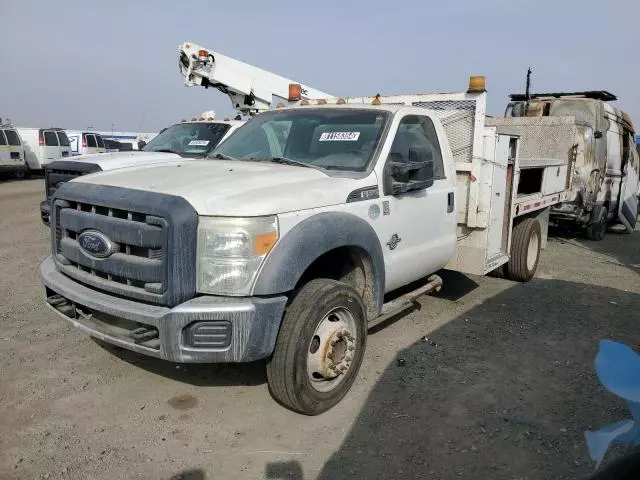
295,246,376,320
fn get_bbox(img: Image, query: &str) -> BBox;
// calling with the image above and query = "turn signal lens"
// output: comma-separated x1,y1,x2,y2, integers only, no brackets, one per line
253,231,279,255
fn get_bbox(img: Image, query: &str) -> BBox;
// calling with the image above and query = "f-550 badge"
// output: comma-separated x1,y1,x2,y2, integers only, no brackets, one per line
387,234,401,250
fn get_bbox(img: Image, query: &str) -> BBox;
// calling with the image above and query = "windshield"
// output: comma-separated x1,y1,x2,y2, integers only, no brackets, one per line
213,108,389,172
142,122,231,156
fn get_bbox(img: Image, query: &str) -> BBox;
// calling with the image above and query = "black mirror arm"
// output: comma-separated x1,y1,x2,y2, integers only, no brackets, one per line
391,178,434,194
390,160,431,174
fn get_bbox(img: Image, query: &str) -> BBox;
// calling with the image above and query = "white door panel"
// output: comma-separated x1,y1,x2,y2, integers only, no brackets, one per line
377,113,457,292
486,135,509,261
42,130,60,162
380,178,455,292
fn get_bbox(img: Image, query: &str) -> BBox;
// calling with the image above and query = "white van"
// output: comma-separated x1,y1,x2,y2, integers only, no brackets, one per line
66,131,107,156
17,128,72,171
0,126,28,178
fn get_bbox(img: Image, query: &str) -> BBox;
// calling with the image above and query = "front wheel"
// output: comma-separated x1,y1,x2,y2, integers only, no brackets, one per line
266,279,367,415
585,205,608,241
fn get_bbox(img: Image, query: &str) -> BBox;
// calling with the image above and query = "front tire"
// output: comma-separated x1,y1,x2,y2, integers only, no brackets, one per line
585,205,607,241
266,279,367,415
505,218,541,282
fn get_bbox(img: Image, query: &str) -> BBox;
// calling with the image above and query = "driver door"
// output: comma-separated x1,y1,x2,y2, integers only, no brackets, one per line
377,114,456,292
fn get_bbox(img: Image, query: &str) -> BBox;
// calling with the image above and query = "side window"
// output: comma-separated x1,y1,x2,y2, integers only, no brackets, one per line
5,130,21,146
95,135,105,149
44,131,59,146
0,130,7,146
85,134,97,148
56,131,70,147
390,115,445,179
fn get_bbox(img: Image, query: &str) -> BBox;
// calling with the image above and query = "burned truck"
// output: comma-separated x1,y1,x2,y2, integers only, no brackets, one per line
499,91,639,240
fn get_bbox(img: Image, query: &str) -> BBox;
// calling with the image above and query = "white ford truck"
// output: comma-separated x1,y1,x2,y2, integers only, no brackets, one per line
41,78,569,415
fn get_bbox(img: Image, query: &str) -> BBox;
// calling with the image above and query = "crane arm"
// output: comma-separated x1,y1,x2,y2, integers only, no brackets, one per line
179,42,333,116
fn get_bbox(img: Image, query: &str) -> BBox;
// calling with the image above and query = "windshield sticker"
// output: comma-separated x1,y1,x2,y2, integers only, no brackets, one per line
319,132,360,142
188,140,210,146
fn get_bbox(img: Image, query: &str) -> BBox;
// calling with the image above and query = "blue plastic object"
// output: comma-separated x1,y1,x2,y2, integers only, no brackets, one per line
585,340,640,468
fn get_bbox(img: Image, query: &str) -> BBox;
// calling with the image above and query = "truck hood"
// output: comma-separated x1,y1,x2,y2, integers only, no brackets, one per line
75,160,377,216
71,151,182,170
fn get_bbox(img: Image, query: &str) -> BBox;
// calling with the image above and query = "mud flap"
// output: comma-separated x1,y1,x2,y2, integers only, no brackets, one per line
618,160,639,233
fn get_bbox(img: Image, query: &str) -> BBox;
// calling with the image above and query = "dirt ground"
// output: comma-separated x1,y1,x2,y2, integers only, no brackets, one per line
1,178,639,480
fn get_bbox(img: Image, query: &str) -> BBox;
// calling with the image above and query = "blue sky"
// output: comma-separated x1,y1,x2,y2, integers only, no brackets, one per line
2,0,638,133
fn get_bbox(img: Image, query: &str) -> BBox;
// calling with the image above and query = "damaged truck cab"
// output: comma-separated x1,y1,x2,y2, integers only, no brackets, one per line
505,91,640,238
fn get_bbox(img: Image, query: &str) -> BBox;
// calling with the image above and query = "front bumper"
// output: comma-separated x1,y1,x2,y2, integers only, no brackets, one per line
41,256,287,363
40,200,51,226
0,163,28,175
550,202,590,224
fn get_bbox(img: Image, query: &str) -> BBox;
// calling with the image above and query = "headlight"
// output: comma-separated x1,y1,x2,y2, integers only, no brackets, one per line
196,216,278,295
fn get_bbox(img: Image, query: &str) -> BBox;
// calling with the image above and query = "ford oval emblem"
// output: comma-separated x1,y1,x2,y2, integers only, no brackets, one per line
77,230,114,258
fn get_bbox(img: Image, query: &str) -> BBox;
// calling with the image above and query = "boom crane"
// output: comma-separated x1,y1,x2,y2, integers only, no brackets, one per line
179,42,333,116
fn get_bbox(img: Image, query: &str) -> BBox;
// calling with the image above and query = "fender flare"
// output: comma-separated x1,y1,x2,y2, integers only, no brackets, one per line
252,212,385,316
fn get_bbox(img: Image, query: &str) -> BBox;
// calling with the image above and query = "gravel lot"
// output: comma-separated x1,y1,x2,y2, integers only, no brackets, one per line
1,178,639,480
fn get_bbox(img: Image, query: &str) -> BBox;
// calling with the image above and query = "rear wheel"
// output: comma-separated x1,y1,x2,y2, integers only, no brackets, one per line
505,218,541,282
585,205,607,241
266,279,367,415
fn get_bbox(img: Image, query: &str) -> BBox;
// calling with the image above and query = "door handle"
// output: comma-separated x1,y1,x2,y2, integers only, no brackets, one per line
447,192,454,213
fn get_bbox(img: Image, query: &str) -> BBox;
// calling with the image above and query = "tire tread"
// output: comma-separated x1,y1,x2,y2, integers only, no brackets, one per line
505,218,541,282
266,279,365,415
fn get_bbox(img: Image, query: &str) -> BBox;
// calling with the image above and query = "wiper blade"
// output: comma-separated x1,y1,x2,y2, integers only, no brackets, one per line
153,148,182,155
268,157,311,168
209,152,237,161
258,156,325,171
